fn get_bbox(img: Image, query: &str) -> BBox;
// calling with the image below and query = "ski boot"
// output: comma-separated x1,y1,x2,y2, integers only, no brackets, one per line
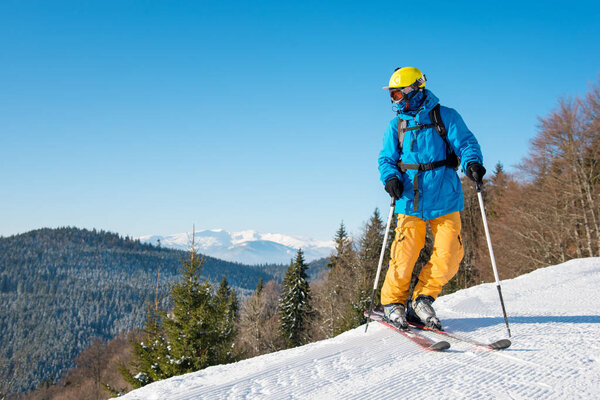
383,303,408,329
407,295,442,330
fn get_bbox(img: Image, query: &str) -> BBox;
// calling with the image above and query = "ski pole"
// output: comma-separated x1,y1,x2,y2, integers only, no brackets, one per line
365,196,396,333
476,182,512,338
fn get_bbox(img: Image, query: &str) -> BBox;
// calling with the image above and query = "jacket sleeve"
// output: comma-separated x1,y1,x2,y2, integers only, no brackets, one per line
442,107,483,172
378,118,402,185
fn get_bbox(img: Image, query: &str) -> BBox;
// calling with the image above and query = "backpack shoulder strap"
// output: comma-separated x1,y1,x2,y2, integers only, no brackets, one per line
430,104,452,150
430,104,460,170
429,104,446,136
397,117,408,154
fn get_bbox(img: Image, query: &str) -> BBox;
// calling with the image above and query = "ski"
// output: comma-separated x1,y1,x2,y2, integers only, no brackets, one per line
364,310,450,351
408,321,511,350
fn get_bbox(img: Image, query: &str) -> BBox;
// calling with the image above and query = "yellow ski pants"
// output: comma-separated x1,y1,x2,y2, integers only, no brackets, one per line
381,211,464,306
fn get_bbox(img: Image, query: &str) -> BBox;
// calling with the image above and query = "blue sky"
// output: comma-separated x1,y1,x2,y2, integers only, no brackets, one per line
1,1,599,241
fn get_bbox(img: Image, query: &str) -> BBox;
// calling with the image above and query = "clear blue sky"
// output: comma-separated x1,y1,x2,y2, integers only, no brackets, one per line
1,1,599,241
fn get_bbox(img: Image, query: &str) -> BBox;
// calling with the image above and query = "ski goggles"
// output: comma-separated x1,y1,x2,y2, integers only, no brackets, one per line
388,86,415,103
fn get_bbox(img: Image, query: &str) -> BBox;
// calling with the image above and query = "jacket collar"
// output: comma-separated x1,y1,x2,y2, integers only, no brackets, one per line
397,89,439,124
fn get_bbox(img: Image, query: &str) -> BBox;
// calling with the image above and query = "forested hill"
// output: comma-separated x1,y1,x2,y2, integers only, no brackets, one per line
0,227,281,394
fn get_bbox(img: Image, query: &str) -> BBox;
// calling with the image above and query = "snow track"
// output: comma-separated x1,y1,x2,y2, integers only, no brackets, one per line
119,258,600,399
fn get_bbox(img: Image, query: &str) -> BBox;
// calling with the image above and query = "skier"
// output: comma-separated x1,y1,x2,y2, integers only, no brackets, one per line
378,67,486,330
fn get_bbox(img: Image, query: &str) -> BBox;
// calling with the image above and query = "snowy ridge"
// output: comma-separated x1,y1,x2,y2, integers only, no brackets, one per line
118,258,600,399
138,229,334,265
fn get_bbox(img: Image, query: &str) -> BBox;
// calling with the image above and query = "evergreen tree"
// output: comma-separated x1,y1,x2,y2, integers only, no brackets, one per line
160,252,220,374
255,277,264,296
212,277,239,365
120,306,170,388
121,250,239,387
327,222,353,269
487,162,508,219
279,249,312,348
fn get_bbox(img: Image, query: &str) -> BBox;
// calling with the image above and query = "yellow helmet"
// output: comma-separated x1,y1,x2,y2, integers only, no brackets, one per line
383,67,426,90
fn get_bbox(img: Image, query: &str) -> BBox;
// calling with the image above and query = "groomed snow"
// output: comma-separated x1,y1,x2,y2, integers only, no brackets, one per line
118,258,600,399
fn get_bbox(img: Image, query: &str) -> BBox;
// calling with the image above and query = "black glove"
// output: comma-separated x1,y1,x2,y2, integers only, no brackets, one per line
384,177,403,200
466,163,486,185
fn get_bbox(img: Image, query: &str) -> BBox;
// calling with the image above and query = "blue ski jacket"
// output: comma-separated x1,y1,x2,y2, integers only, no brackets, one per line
378,90,483,220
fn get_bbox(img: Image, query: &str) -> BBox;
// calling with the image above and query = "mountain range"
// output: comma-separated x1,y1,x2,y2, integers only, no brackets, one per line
139,229,335,265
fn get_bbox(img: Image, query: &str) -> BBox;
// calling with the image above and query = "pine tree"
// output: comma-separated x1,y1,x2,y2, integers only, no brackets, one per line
486,162,508,219
279,249,312,348
327,222,353,269
212,277,239,365
121,249,239,387
160,251,220,374
255,277,264,296
119,306,170,388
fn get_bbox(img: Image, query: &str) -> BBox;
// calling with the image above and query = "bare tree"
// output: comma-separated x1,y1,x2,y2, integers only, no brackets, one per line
236,280,282,357
484,80,600,273
516,94,599,262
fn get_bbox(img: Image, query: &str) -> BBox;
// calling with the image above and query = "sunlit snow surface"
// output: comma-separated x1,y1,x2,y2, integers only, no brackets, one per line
118,258,600,399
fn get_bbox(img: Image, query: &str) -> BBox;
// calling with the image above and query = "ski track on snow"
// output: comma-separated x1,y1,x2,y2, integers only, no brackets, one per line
118,258,600,400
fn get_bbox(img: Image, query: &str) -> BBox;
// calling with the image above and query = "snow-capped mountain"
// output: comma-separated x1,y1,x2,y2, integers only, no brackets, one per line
138,229,335,265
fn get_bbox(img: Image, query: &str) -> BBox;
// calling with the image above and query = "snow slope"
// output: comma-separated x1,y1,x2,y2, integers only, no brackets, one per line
118,258,600,400
139,229,334,265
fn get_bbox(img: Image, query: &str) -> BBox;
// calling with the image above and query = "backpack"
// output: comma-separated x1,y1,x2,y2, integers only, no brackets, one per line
397,104,460,173
396,104,460,211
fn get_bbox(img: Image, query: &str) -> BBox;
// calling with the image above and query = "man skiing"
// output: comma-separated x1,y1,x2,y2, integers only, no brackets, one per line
378,67,486,330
